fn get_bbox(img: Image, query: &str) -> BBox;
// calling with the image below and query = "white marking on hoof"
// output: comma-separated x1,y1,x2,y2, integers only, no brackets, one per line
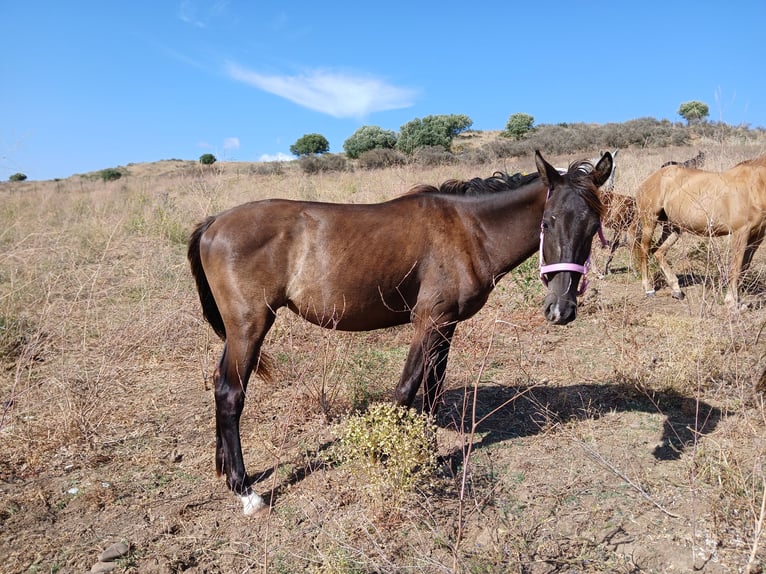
241,492,266,516
645,290,656,297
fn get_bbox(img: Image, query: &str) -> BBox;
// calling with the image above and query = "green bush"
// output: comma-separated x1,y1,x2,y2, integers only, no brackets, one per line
290,133,330,156
100,168,123,182
343,125,398,159
9,173,27,182
503,113,535,140
396,114,472,154
199,153,217,165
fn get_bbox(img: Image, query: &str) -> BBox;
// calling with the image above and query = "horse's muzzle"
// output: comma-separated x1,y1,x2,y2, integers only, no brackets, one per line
543,292,578,325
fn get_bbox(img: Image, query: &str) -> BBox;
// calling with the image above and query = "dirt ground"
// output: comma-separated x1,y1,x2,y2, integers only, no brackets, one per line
1,155,765,573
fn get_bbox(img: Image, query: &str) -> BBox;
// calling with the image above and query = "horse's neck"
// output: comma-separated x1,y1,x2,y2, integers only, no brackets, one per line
467,187,547,273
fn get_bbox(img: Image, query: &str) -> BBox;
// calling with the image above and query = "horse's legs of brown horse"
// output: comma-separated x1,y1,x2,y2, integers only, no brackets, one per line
394,322,456,413
652,227,684,299
638,214,659,296
602,229,621,275
725,228,757,308
742,231,765,273
214,312,275,515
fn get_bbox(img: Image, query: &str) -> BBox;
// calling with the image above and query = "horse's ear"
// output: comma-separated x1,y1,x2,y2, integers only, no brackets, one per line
592,152,614,188
535,150,562,190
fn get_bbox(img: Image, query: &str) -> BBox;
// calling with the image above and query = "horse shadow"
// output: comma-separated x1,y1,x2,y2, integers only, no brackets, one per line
247,380,723,503
435,380,723,473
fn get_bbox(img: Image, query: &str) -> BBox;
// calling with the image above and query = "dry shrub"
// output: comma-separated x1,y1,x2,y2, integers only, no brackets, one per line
331,403,436,513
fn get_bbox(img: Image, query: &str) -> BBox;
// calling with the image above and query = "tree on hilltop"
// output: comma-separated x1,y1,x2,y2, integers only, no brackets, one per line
343,126,398,159
395,114,472,154
503,113,535,140
678,101,709,125
290,133,330,156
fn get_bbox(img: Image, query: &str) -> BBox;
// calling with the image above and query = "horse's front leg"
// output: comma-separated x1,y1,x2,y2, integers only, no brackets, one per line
638,216,658,296
395,323,456,413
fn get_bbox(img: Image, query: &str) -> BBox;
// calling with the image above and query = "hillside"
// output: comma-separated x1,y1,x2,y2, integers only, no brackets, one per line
0,141,765,573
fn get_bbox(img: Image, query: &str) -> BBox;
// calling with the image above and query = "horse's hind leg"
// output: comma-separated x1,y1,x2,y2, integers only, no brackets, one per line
653,226,683,299
214,313,275,515
725,229,762,309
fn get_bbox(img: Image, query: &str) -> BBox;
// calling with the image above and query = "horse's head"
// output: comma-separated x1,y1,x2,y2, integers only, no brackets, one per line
535,150,613,325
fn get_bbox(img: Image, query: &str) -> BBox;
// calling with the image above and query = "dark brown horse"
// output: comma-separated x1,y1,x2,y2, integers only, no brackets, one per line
188,150,613,514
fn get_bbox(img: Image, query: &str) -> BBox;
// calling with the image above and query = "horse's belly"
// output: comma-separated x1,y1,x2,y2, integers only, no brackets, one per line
286,292,412,332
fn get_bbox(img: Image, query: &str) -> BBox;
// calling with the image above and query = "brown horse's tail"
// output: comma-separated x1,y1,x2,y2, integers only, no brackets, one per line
188,216,227,340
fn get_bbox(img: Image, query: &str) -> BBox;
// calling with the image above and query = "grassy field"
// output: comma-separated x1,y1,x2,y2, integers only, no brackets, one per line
1,140,765,573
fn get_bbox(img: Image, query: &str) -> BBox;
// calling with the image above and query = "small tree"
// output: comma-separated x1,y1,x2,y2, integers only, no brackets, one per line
678,101,709,125
396,114,472,154
343,126,398,159
503,113,535,140
9,173,27,182
290,133,330,157
199,153,217,165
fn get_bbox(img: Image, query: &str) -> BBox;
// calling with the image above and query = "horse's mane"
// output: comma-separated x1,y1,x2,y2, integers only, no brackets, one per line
567,160,606,218
405,171,541,196
406,162,604,218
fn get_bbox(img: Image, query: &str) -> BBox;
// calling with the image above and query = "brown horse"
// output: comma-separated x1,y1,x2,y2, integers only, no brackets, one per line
587,149,640,276
188,150,613,514
636,154,766,306
600,189,637,275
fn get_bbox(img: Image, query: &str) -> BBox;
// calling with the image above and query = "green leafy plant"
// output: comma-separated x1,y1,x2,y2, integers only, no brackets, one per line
678,100,709,124
396,114,472,154
199,153,217,165
343,125,397,159
99,168,123,182
502,112,535,140
290,133,330,156
9,173,27,182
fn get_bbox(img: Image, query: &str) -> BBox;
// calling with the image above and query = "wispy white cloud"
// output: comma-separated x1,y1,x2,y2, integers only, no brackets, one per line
225,62,418,118
258,152,292,162
223,137,240,150
178,0,230,28
178,1,206,28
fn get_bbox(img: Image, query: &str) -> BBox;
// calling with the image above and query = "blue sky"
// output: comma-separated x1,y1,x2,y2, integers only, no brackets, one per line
2,1,764,181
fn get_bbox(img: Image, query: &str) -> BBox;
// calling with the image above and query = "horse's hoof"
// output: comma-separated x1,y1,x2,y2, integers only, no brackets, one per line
241,491,266,516
645,290,656,297
672,290,685,300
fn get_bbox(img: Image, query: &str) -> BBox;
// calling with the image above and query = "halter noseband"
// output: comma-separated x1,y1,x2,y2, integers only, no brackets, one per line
538,189,607,296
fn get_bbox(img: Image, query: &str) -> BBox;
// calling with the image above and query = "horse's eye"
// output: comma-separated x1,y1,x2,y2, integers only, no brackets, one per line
542,215,556,231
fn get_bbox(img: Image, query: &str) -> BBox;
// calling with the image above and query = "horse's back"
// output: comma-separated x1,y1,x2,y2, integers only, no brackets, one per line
197,196,471,331
637,162,766,233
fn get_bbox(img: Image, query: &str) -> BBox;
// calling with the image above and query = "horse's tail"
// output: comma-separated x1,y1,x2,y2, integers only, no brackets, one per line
188,216,227,340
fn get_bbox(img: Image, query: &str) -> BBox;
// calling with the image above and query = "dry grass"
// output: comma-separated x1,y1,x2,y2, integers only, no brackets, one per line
1,138,765,573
